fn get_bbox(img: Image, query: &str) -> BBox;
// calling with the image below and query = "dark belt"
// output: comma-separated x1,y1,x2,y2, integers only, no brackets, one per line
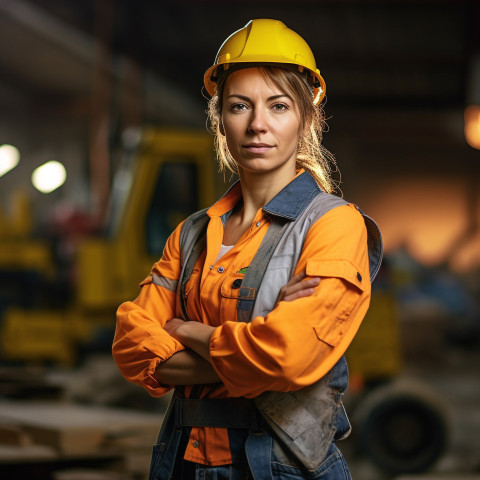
175,397,261,430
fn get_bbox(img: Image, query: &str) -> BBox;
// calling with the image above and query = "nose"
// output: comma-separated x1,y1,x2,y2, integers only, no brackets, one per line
247,108,268,134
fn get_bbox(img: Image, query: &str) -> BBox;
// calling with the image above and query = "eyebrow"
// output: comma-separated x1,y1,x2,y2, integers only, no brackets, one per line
226,94,293,102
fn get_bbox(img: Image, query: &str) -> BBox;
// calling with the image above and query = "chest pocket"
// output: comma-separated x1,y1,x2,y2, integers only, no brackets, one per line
220,273,245,299
219,272,246,323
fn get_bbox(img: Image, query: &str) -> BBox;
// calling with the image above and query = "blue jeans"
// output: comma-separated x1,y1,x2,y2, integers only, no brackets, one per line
270,442,352,480
149,392,352,480
149,431,351,480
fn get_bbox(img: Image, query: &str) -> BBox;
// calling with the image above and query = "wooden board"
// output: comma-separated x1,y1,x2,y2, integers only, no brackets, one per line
0,401,163,456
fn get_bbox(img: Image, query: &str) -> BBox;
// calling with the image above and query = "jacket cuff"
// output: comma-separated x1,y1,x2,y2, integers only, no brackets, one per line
141,339,186,397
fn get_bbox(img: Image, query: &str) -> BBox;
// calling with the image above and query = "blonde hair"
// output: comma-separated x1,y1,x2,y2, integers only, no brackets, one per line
207,66,338,194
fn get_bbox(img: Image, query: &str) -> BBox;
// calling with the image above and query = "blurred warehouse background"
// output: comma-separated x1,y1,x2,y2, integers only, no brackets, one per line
0,1,479,479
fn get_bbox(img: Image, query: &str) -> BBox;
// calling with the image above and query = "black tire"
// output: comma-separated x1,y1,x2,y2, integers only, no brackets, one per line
354,383,449,474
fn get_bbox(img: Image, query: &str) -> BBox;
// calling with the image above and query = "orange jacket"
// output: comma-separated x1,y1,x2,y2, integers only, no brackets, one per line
113,180,371,465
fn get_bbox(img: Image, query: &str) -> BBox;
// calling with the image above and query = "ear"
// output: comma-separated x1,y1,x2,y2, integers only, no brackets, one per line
219,118,225,136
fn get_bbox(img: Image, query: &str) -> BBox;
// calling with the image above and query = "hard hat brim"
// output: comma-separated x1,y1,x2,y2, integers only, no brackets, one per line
203,62,326,105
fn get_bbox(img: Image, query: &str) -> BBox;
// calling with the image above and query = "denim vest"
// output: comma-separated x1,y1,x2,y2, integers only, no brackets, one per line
151,172,382,478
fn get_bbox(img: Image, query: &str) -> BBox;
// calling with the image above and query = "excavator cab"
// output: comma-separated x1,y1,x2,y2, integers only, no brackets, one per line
0,128,217,363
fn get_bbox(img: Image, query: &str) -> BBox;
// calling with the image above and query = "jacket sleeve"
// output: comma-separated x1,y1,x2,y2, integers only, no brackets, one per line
112,222,185,397
209,204,371,398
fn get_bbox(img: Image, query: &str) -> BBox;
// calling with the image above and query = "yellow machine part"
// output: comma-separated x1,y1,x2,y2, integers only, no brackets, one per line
0,190,33,239
0,190,54,277
76,128,217,310
76,238,120,310
346,290,403,382
1,308,75,365
0,240,54,278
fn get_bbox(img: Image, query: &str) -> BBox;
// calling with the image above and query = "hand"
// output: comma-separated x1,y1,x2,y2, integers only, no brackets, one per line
164,318,215,362
276,272,321,306
163,317,187,340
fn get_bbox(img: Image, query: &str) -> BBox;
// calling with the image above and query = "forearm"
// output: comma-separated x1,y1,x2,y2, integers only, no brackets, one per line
154,350,221,385
158,276,324,392
210,278,369,397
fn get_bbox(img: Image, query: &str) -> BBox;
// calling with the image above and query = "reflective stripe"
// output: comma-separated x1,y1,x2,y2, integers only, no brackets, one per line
152,274,178,292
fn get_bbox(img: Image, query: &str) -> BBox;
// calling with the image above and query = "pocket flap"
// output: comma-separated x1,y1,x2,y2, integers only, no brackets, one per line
306,259,366,292
220,273,245,299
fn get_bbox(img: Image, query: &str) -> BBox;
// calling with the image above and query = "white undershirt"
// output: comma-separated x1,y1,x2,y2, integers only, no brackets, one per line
215,244,234,263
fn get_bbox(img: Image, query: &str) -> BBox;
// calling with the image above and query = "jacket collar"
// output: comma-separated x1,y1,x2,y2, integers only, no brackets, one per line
263,170,321,220
208,170,321,221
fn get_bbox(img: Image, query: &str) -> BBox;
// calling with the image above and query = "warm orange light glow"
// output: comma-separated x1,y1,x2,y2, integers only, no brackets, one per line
450,232,480,272
464,105,480,150
355,176,480,273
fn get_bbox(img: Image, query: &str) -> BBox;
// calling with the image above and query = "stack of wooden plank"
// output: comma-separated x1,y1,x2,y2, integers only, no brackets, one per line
0,400,164,478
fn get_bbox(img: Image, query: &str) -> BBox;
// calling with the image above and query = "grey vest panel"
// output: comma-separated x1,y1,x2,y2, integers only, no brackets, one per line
175,207,209,319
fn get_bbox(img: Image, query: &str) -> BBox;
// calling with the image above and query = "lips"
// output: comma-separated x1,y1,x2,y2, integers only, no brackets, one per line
243,142,273,154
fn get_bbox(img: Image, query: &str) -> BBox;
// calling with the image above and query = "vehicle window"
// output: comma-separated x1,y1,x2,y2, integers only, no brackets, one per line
145,161,199,256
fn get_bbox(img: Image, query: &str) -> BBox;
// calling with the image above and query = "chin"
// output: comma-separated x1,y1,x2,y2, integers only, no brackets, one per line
238,162,292,177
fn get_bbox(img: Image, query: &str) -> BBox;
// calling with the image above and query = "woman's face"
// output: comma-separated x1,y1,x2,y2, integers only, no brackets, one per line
221,67,302,178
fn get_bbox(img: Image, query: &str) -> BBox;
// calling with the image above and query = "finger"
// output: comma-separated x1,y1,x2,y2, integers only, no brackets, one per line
284,271,307,289
299,277,321,288
283,287,316,302
282,277,321,303
276,273,318,305
163,318,185,335
284,277,321,296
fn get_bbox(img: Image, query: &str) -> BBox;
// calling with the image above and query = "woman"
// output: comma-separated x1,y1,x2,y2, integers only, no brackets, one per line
113,19,382,480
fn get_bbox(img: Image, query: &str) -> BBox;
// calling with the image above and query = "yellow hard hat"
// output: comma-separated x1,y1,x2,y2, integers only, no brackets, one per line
204,19,326,105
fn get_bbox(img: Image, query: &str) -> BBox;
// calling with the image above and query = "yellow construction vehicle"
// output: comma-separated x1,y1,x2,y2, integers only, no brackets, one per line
0,128,217,365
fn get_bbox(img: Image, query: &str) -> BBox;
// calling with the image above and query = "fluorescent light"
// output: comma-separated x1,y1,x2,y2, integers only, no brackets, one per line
0,144,20,177
32,160,67,193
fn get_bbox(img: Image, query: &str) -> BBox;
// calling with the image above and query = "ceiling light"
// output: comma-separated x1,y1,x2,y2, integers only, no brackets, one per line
32,161,67,193
0,144,20,177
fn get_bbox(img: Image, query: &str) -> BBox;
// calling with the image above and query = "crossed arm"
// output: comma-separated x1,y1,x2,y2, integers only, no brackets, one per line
153,272,320,386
